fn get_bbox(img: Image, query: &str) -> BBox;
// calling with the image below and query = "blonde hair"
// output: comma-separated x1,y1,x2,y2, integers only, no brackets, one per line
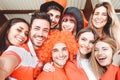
89,1,120,46
90,37,118,79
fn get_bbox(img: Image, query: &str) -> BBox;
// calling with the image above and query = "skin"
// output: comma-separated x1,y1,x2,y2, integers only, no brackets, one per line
61,16,76,33
92,6,108,34
47,9,61,29
94,41,113,67
30,19,50,49
52,42,69,68
0,18,50,80
7,22,29,46
78,32,95,58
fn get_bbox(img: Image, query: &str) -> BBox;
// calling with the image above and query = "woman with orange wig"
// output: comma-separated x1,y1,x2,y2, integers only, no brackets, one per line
36,30,79,80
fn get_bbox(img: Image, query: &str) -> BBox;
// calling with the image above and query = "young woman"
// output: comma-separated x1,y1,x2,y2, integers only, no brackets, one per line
64,27,98,80
89,1,120,45
91,37,120,80
60,7,84,36
0,18,30,55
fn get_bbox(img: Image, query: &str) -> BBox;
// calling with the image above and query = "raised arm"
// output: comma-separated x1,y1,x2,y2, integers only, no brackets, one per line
0,53,19,80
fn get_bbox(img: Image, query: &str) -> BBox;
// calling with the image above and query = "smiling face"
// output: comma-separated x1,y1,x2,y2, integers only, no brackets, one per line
61,14,76,34
92,6,108,29
94,41,113,67
30,19,50,49
7,22,29,46
78,31,95,58
47,9,61,29
52,42,69,68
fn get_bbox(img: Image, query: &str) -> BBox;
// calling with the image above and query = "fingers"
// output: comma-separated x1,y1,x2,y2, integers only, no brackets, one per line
43,62,55,72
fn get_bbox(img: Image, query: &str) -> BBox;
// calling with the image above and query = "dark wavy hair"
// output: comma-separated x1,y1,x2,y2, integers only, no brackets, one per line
0,18,30,55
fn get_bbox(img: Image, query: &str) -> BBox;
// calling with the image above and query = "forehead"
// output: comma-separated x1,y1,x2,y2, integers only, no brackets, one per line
62,14,76,20
11,22,28,29
94,6,107,13
32,19,50,28
80,32,94,40
95,41,110,48
53,42,66,48
47,9,61,16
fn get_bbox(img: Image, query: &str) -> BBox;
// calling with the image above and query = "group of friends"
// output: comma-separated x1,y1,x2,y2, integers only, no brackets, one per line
0,0,120,80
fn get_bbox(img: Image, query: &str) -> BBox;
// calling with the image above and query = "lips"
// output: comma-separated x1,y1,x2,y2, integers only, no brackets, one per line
97,56,107,62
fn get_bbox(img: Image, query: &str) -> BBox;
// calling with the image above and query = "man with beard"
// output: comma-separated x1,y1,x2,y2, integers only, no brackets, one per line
40,1,64,29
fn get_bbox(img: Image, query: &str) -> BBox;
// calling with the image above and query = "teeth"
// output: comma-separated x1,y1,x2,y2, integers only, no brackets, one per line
16,38,22,42
98,57,106,61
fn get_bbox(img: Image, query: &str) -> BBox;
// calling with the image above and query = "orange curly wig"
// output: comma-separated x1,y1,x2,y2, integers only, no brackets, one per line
37,30,79,63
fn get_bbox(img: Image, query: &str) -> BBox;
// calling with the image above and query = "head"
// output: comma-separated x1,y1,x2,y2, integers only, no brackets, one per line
38,30,79,64
89,2,113,36
77,27,98,58
91,37,117,79
60,7,84,36
30,12,51,49
60,14,77,36
0,18,30,54
40,1,64,29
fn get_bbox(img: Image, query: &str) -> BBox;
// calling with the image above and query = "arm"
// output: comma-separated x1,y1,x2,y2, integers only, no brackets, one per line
0,54,19,80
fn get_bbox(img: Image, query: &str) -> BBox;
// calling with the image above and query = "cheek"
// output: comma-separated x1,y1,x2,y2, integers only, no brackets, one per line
89,44,94,49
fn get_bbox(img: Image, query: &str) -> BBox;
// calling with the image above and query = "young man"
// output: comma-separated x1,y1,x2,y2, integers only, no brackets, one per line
0,12,51,80
40,1,64,29
36,30,79,80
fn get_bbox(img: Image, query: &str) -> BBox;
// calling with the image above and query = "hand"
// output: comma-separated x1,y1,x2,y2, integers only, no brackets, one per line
112,50,120,67
43,62,55,72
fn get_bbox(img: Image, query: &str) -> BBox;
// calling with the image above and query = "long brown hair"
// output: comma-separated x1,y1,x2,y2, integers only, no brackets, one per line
91,37,118,79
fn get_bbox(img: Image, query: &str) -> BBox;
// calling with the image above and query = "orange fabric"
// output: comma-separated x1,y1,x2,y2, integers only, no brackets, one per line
36,64,68,80
5,43,43,80
45,0,67,8
100,64,119,80
116,68,120,80
11,66,33,80
80,10,88,28
65,60,88,80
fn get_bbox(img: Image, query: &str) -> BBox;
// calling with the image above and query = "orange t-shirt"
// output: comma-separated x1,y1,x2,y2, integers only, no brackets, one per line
116,68,120,80
65,60,89,80
36,64,68,80
100,64,119,80
3,41,42,80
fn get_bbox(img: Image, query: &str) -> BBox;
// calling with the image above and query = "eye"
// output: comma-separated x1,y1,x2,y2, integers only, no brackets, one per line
81,37,86,41
52,48,58,53
56,15,60,19
43,28,49,33
94,12,99,15
17,28,22,32
94,48,98,52
62,47,67,51
103,48,108,51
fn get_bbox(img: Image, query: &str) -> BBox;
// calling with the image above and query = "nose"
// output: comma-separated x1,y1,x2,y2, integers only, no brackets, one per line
97,49,103,55
51,16,55,22
85,41,89,47
59,51,64,57
38,29,43,36
97,14,102,19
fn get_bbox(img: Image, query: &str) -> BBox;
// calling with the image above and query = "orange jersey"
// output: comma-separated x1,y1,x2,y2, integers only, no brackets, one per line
65,60,89,80
36,64,68,80
116,68,120,80
3,40,42,80
100,64,119,80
